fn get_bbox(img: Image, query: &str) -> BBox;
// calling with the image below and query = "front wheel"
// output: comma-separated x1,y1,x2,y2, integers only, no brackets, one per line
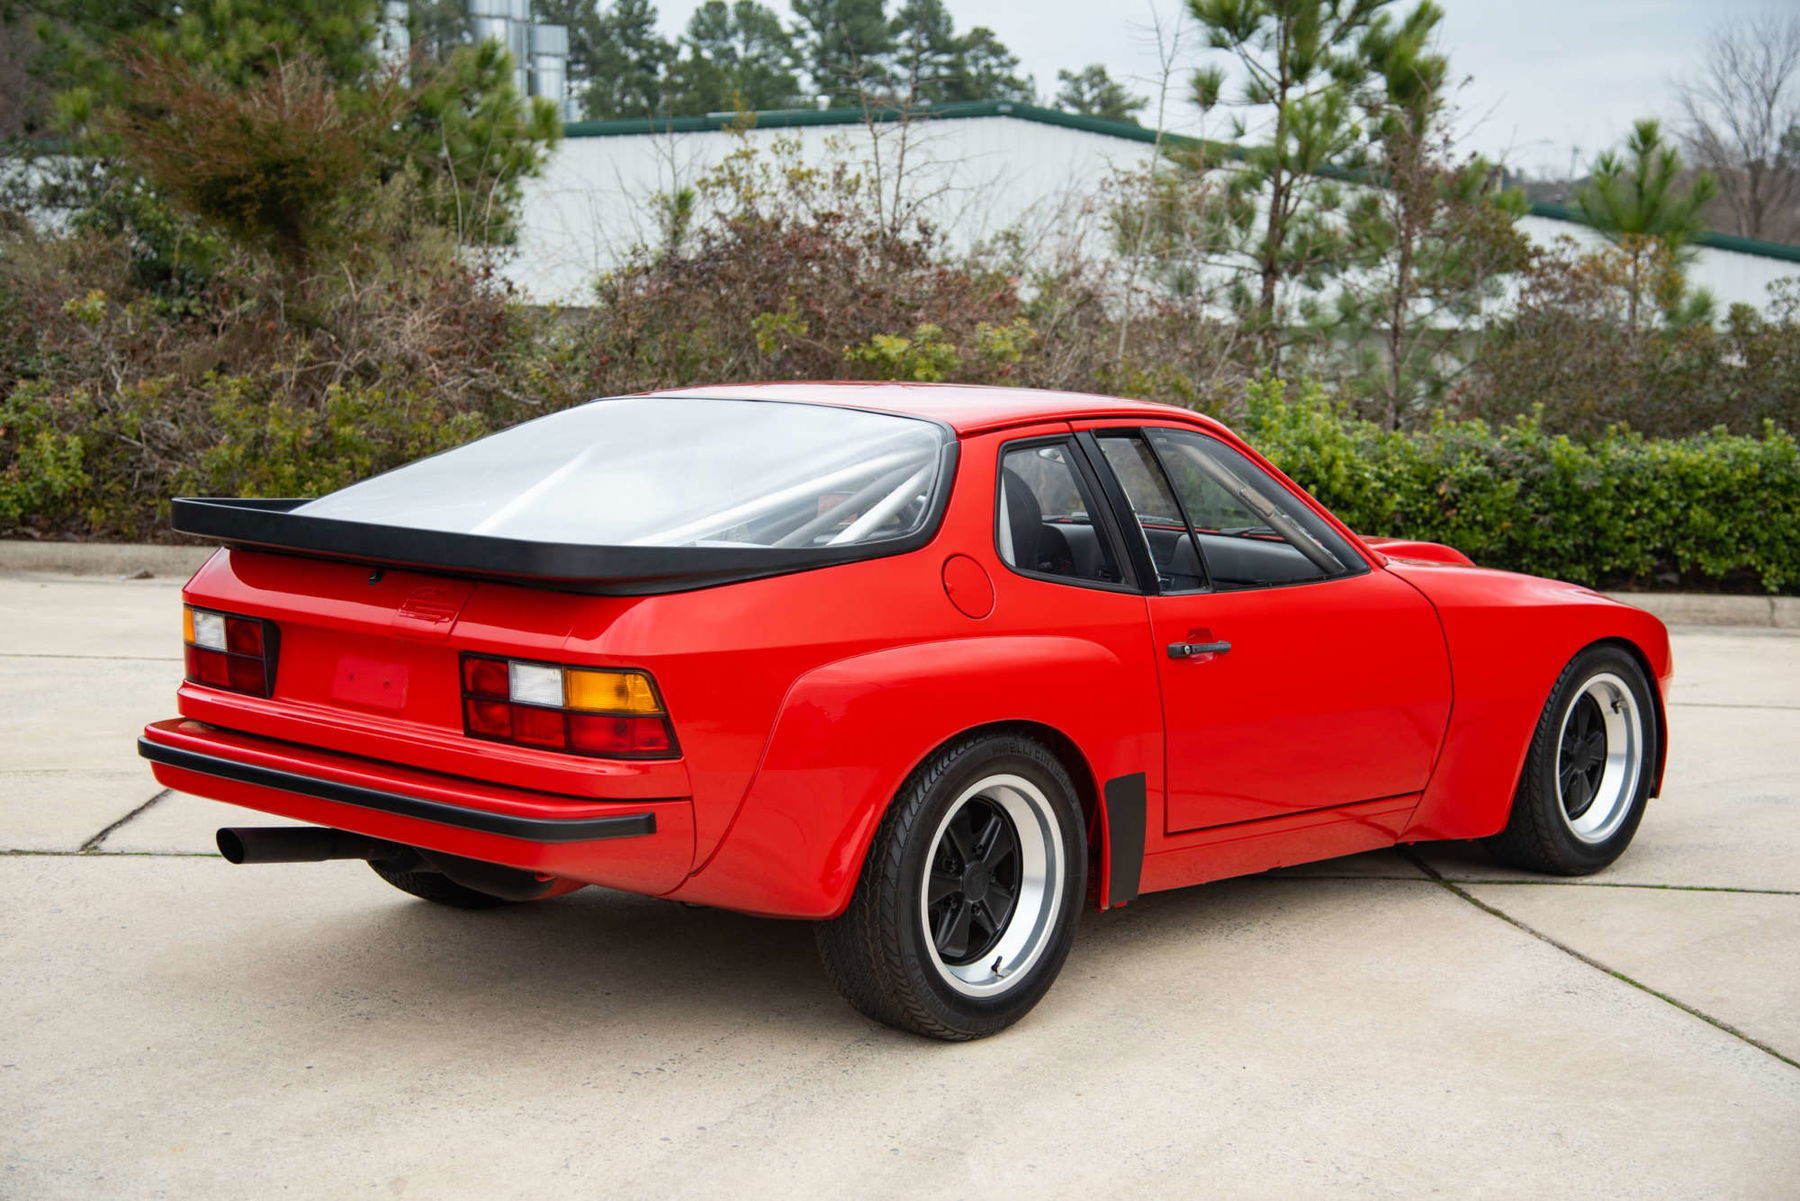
1484,645,1658,875
815,733,1086,1041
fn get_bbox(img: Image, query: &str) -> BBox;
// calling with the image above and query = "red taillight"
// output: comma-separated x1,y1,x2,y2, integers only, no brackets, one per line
464,698,513,738
184,606,277,698
459,653,677,759
185,644,231,688
569,714,672,755
462,656,510,699
225,620,264,656
511,704,568,750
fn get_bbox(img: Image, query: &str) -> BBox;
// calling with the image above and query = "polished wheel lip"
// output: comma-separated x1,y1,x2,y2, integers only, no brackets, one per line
918,773,1064,998
1554,671,1644,845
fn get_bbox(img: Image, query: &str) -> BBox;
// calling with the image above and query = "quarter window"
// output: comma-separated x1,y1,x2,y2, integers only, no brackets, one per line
997,442,1122,585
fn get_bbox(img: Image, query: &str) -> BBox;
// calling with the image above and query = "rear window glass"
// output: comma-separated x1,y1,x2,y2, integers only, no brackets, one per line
295,396,949,548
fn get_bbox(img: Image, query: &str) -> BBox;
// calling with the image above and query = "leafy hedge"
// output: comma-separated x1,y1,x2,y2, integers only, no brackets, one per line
1242,379,1800,594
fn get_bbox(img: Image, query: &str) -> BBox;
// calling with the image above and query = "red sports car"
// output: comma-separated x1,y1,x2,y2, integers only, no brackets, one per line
140,383,1670,1039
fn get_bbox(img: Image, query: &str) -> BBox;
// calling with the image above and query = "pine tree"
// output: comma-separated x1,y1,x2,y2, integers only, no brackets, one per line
1577,119,1721,329
666,0,803,116
938,25,1031,104
1054,64,1147,123
1332,0,1529,424
1186,0,1394,364
792,0,892,106
581,0,675,118
33,0,558,269
886,0,957,103
1579,119,1719,254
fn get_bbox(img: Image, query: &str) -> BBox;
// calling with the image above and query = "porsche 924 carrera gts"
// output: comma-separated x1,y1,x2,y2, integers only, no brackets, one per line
139,383,1670,1039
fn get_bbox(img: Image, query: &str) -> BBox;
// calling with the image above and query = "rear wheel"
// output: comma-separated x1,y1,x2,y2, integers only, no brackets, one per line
1485,645,1657,875
815,732,1086,1041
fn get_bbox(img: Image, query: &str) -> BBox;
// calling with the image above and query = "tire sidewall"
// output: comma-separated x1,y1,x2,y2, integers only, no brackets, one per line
1529,647,1658,871
894,740,1086,1031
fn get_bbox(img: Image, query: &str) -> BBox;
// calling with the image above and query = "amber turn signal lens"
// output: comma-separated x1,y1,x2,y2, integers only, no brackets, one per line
457,653,676,759
566,669,663,715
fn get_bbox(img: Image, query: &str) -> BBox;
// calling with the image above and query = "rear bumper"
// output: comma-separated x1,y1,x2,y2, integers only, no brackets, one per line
139,718,696,893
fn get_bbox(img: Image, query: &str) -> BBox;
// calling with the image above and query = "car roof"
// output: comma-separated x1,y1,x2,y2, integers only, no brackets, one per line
642,382,1229,438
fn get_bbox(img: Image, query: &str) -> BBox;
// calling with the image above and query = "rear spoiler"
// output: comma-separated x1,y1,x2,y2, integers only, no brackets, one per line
170,496,940,596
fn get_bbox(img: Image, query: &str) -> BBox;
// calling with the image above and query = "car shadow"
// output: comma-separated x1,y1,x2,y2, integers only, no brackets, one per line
197,861,1447,1045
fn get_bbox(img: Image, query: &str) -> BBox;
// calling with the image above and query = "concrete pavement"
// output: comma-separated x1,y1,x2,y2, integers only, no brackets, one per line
3,570,1798,1199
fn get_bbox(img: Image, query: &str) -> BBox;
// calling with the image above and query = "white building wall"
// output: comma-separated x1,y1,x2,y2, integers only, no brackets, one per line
1516,214,1799,312
505,116,1161,304
502,115,1800,312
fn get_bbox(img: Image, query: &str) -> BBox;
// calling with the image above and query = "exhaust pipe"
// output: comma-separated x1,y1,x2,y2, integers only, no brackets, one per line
215,827,565,902
216,826,407,865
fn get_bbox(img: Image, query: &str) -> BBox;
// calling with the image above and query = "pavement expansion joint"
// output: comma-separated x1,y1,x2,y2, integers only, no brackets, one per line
78,788,171,853
0,652,182,662
4,847,214,858
1420,878,1800,897
1399,848,1800,1072
1669,701,1800,711
1258,872,1800,896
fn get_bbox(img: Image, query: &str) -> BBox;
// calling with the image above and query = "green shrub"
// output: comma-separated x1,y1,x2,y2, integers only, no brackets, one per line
1245,378,1800,594
0,229,549,539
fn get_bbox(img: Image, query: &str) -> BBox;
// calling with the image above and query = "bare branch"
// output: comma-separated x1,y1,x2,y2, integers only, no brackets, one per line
1673,13,1800,240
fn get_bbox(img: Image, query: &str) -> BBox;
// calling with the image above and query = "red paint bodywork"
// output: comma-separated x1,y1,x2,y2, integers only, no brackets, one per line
143,383,1673,917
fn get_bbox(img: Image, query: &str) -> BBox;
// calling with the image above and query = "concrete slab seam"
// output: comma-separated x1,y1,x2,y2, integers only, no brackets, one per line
1670,701,1800,711
1257,874,1800,897
4,847,214,858
78,788,171,853
0,652,183,662
1417,878,1800,897
1400,849,1800,1072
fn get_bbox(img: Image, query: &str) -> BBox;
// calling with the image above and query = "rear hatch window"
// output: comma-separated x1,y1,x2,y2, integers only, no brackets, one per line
295,396,950,550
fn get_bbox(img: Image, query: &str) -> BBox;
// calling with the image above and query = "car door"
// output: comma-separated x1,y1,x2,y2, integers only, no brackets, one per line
1085,425,1453,834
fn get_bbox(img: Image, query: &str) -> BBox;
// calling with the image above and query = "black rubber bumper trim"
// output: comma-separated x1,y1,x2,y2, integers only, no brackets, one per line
138,738,659,843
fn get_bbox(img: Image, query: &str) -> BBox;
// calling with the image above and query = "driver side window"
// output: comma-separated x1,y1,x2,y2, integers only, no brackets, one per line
1098,429,1363,592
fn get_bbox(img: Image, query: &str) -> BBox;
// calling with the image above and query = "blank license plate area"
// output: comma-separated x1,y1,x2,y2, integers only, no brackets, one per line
331,656,410,711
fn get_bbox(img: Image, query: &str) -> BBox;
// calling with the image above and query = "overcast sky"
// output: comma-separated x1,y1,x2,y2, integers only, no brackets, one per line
651,0,1798,179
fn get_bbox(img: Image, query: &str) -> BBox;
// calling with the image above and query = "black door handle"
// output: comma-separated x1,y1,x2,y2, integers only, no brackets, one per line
1167,641,1232,659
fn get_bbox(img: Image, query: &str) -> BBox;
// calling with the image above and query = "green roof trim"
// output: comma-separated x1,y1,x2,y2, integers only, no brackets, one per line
562,102,1800,265
562,99,1173,141
1527,200,1800,264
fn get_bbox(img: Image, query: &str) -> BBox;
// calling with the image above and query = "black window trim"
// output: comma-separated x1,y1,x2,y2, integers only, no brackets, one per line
1073,430,1178,595
993,434,1141,594
1083,423,1372,597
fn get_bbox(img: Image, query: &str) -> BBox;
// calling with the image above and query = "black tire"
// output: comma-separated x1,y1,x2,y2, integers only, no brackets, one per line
814,732,1086,1041
368,859,512,909
1484,644,1658,875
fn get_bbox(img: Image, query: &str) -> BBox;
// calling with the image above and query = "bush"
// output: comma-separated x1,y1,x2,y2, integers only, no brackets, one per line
1457,241,1800,439
0,204,550,539
562,134,1253,410
569,136,1030,397
1245,378,1800,594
